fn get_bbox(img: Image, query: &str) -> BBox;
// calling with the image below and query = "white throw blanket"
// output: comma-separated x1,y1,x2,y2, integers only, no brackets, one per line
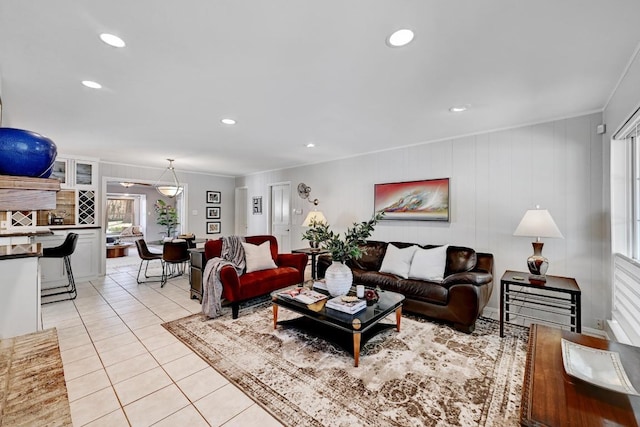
202,236,246,318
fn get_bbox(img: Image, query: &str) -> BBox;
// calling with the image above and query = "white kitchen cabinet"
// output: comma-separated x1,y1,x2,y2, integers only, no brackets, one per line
0,246,41,339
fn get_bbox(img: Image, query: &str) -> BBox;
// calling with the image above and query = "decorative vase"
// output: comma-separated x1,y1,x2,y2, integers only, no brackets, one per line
325,261,353,297
0,128,57,178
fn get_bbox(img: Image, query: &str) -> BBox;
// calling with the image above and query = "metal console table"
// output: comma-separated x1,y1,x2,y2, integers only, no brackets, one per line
500,270,581,337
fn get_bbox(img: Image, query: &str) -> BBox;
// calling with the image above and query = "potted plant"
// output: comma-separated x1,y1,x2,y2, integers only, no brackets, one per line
303,211,384,296
154,199,179,238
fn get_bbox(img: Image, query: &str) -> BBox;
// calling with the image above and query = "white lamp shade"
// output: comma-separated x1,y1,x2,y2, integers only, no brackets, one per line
156,185,183,197
513,209,564,239
303,211,326,226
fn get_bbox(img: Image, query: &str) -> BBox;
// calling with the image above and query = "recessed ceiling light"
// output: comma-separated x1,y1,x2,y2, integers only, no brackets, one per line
306,143,315,148
387,29,414,47
82,80,102,89
221,118,236,125
99,33,126,48
449,104,471,113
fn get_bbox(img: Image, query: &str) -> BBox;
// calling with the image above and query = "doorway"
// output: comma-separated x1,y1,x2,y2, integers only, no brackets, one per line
269,182,291,253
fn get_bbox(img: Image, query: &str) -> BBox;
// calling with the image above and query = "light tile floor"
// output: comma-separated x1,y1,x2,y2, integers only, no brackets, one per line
43,256,283,427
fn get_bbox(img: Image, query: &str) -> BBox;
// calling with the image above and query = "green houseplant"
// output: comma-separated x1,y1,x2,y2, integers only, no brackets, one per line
154,199,179,237
303,211,384,296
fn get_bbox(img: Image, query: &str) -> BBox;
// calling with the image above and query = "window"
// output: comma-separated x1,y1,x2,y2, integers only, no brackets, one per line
628,122,640,259
106,195,141,235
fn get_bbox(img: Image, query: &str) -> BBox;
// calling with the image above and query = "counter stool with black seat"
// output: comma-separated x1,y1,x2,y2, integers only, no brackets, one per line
162,240,189,286
135,239,165,284
41,232,79,303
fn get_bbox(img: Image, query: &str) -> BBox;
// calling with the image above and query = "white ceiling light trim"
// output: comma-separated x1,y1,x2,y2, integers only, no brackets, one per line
82,80,102,89
449,104,471,113
221,118,236,125
99,33,126,48
387,29,414,47
306,142,315,148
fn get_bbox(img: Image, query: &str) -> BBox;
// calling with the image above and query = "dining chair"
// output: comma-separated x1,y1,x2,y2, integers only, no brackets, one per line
162,240,190,286
135,239,165,284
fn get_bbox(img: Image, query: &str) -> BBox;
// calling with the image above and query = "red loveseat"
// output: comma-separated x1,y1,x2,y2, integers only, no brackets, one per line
204,235,308,318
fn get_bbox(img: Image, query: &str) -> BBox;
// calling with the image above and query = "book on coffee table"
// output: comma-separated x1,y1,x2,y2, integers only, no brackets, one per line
325,295,366,314
279,288,328,305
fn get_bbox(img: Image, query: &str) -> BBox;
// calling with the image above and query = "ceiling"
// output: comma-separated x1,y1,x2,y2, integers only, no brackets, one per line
1,1,639,177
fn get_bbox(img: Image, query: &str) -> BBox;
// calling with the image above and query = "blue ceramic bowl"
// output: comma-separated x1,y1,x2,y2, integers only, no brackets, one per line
0,128,57,178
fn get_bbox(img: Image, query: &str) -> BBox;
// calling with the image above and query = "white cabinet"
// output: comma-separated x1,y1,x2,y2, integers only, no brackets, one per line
0,252,41,339
49,157,98,226
37,229,101,286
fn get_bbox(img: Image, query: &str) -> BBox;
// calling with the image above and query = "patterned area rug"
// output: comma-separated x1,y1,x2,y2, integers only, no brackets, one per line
0,328,72,427
164,304,528,426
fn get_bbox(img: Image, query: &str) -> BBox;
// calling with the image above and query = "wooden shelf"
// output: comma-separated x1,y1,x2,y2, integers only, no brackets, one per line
0,175,61,211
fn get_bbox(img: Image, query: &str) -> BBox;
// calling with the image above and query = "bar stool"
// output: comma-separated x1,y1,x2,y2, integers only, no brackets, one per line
41,232,79,303
162,240,189,286
135,239,165,284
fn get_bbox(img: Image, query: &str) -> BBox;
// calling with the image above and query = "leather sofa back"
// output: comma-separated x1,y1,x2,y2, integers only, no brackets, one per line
342,240,487,278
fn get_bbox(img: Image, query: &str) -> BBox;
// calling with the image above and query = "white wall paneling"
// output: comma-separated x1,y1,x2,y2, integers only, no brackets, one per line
236,112,607,329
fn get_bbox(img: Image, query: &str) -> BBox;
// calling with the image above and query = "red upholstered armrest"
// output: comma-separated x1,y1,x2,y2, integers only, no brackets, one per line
277,253,308,281
218,265,242,302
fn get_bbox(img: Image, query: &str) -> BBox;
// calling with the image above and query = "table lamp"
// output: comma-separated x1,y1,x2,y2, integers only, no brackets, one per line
513,206,564,282
302,210,326,249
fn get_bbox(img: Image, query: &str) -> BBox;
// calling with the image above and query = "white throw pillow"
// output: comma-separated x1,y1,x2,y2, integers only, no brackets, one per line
242,241,277,273
379,244,419,279
408,245,449,282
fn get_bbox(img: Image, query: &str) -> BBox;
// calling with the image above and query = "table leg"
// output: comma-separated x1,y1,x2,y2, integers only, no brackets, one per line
500,281,505,338
272,303,278,329
353,332,361,367
575,293,582,333
310,253,317,280
395,306,402,332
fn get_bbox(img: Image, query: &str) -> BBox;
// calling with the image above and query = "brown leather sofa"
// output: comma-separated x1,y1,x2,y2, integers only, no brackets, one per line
317,241,493,333
204,235,308,318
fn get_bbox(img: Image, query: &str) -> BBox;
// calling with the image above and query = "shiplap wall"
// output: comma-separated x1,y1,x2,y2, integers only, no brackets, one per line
237,112,608,329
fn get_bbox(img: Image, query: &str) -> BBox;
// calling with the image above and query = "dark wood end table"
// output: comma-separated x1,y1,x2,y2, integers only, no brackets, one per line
500,270,581,337
291,248,329,280
521,324,640,426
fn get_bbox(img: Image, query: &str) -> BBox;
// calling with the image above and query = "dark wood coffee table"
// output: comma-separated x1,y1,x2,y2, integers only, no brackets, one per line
106,243,133,258
521,324,640,426
271,286,404,367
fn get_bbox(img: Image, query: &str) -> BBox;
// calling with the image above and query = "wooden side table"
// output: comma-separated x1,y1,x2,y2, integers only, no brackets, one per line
189,248,206,302
292,248,328,280
521,324,640,426
500,270,581,337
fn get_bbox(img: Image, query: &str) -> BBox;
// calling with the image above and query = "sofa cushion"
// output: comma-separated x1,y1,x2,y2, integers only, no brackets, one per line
408,245,449,282
379,244,418,279
353,269,448,305
235,267,301,300
242,241,277,273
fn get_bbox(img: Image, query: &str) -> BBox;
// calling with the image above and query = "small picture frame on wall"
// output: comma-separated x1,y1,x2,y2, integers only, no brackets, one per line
206,206,221,219
206,191,221,204
252,196,262,215
206,222,221,234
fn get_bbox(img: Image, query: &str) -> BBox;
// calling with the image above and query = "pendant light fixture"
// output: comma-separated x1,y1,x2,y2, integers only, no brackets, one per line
154,159,183,198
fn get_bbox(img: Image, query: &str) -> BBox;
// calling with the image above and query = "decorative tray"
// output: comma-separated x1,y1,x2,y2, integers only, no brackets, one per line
561,338,639,396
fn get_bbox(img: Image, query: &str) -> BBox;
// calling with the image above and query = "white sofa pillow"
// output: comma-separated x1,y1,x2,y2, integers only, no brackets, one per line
379,244,419,279
242,241,277,273
408,245,449,282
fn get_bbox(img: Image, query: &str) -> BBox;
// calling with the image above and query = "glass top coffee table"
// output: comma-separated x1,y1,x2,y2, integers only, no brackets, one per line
271,285,405,367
